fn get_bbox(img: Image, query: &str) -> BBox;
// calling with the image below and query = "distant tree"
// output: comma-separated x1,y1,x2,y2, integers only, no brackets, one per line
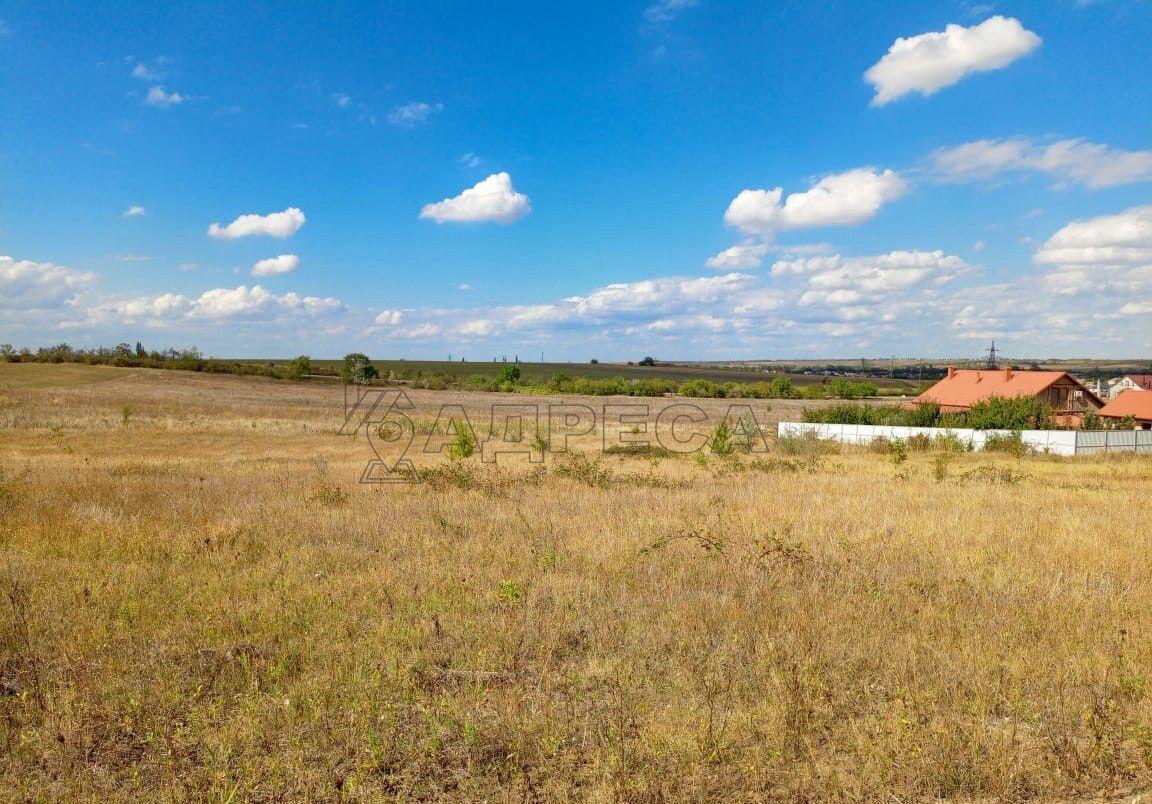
341,353,378,384
113,343,134,357
589,358,599,364
639,356,656,366
769,375,796,399
0,344,14,362
135,341,146,357
287,355,312,379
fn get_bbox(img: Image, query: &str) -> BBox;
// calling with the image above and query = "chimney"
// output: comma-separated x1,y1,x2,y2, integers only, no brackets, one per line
1004,367,1013,381
947,366,955,379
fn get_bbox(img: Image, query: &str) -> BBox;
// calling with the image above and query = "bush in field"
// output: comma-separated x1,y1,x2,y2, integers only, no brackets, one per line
770,375,798,399
983,430,1030,456
286,354,311,379
678,379,723,398
710,420,734,456
967,396,1053,430
341,353,378,384
497,364,521,384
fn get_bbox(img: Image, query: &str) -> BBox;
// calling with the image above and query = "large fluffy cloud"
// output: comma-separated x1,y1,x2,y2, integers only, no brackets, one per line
1033,206,1152,304
724,168,906,237
930,137,1152,188
1034,205,1152,266
419,173,531,224
208,208,306,239
0,256,98,309
865,16,1041,106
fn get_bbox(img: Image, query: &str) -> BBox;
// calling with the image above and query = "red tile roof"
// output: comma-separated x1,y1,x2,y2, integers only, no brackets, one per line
1099,389,1152,422
914,368,1102,410
1120,375,1152,390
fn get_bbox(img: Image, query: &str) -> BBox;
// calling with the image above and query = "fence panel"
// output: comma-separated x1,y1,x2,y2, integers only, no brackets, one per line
779,422,1143,456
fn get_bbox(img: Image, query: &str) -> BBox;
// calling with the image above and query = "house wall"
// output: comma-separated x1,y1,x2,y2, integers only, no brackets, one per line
1040,379,1101,414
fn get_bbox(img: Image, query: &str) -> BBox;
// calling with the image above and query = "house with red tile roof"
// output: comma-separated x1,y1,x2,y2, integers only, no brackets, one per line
911,367,1104,427
1098,389,1152,428
1108,374,1152,397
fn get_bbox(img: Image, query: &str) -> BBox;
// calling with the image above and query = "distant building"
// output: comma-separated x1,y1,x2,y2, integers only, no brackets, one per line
1098,389,1152,429
911,367,1104,427
1107,375,1152,398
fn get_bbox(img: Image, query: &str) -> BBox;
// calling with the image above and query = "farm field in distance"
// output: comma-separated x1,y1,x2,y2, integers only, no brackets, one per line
235,357,925,391
2,363,1151,801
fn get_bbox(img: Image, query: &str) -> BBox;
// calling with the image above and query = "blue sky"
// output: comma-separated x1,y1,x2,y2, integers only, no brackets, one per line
1,0,1150,360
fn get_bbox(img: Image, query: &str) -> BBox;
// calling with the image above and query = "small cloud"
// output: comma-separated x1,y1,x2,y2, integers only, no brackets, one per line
144,86,184,108
375,309,404,325
331,92,352,108
460,152,482,168
179,262,198,272
1023,208,1044,219
419,172,531,224
131,61,165,81
123,205,147,217
458,283,475,291
643,0,698,24
388,101,443,127
251,254,300,276
108,254,151,262
706,241,770,269
208,207,306,239
973,240,987,252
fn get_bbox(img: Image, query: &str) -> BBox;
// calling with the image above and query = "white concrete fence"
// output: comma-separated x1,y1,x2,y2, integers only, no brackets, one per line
777,422,1152,456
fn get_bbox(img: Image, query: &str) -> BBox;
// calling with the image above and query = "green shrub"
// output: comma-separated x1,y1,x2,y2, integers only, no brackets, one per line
967,396,1052,430
982,431,1030,456
710,420,734,456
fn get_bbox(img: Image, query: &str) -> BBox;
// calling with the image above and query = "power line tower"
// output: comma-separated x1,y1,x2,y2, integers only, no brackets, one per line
985,341,999,370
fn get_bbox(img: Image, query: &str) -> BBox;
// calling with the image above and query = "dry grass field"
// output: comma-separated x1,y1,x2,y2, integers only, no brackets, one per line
1,364,1151,802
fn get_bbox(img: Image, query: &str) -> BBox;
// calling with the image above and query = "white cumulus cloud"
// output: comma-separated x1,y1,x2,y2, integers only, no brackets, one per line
144,86,184,107
865,16,1041,106
251,254,300,276
706,241,770,269
1034,205,1152,266
208,207,306,239
419,173,531,224
374,309,404,325
1033,206,1152,304
0,256,98,309
123,205,146,217
929,137,1152,189
724,168,906,237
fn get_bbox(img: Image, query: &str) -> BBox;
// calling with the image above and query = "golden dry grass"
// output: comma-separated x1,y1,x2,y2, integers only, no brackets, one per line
1,368,1151,802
